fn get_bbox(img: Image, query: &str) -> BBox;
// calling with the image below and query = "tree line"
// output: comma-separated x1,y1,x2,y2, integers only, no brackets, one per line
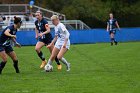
1,0,140,28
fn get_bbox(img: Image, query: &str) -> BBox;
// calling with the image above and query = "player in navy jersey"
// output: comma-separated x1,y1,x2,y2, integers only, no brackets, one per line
107,13,120,46
34,11,62,70
0,16,22,74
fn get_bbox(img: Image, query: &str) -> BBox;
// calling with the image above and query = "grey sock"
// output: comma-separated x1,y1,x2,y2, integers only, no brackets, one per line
48,59,52,65
60,57,69,65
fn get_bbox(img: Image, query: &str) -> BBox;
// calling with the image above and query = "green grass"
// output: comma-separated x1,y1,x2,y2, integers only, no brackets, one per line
0,42,140,93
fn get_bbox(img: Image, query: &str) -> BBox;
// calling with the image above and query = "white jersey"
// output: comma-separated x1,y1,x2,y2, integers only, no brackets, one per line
54,22,70,49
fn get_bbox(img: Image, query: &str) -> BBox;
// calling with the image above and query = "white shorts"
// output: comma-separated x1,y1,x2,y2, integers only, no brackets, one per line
55,40,70,50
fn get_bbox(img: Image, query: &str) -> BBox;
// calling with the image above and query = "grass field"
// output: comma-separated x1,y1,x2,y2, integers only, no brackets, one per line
0,42,140,93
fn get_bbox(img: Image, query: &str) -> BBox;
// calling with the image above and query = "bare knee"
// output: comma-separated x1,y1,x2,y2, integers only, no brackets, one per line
12,56,18,61
2,56,7,62
35,47,40,53
50,55,56,61
57,55,62,60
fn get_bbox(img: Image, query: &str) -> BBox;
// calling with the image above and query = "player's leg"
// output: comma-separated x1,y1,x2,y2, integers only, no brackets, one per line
47,44,61,65
0,50,7,74
35,42,46,68
57,47,70,71
47,45,62,70
7,51,20,73
111,32,117,45
110,32,114,46
113,31,118,45
47,47,60,65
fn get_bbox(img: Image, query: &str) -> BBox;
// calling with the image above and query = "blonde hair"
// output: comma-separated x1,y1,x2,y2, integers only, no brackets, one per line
51,15,59,20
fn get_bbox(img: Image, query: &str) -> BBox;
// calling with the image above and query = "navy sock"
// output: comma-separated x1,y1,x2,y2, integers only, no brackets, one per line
38,51,45,61
55,57,61,65
0,61,7,74
13,60,20,73
0,61,6,69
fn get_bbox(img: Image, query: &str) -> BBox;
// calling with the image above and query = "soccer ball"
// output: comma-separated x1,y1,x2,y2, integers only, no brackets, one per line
44,64,53,72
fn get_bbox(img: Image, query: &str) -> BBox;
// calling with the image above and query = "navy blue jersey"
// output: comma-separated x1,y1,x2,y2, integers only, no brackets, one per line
0,25,17,46
107,19,117,31
35,18,52,40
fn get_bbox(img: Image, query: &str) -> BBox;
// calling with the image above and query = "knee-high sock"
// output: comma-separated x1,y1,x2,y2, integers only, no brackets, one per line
13,60,20,73
60,57,69,65
37,51,45,61
47,59,52,65
55,57,60,65
0,61,6,69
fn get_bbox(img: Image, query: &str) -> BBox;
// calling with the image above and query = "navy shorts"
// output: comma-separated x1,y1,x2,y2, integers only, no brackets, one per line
38,37,53,45
109,30,116,35
0,45,14,53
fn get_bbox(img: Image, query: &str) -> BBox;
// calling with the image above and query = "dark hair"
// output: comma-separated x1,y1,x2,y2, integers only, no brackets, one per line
36,10,43,17
2,16,6,21
14,16,22,24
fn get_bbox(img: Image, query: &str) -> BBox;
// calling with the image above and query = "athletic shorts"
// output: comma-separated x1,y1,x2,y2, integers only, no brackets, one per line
0,45,14,53
109,30,116,35
38,37,53,45
55,40,70,50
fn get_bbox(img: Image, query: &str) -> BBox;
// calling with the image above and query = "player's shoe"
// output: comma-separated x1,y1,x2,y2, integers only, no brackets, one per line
57,64,62,70
66,63,70,72
40,60,47,69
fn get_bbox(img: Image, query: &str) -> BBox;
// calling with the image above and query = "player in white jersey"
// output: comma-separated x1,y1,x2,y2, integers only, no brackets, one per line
47,15,70,71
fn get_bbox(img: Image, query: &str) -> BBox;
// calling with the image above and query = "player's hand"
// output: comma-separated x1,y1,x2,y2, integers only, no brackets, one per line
47,43,53,48
39,33,44,37
15,42,21,48
35,35,38,39
11,35,16,38
63,44,66,48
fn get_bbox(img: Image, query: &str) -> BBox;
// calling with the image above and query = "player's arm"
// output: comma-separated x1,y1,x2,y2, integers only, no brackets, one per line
52,35,58,44
35,27,39,39
12,38,21,48
115,21,120,30
61,24,70,48
4,29,16,38
39,24,51,37
63,31,69,48
106,22,109,32
47,35,58,48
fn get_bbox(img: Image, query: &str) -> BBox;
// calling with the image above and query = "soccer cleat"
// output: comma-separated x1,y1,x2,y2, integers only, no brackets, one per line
40,60,47,69
57,64,62,70
66,63,71,72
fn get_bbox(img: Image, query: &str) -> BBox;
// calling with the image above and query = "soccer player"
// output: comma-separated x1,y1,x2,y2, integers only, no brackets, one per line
46,15,70,71
34,11,62,69
107,13,120,46
0,16,22,74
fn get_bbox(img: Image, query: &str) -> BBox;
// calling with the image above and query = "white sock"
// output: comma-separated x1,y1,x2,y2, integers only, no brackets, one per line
60,57,69,65
47,59,52,65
